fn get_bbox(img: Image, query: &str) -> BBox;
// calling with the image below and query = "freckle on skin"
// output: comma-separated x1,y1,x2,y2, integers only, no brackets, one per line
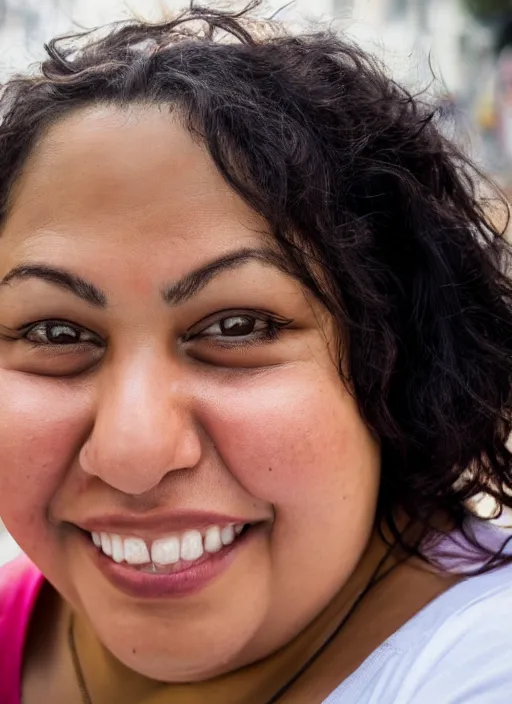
269,467,273,472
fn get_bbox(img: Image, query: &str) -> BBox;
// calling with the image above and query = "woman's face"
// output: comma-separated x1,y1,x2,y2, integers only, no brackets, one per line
0,106,380,681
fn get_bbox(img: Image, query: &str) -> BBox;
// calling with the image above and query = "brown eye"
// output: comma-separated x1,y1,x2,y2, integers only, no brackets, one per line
219,315,256,336
24,321,101,346
198,314,268,340
187,310,292,352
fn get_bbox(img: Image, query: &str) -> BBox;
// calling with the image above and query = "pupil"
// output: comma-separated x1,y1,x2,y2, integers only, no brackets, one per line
220,316,255,336
48,324,78,343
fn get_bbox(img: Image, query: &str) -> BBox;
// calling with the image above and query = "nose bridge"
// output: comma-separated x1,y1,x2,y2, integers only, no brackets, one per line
80,353,201,494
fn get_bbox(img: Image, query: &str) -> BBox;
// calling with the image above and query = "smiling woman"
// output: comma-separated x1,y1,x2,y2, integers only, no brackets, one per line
0,3,511,704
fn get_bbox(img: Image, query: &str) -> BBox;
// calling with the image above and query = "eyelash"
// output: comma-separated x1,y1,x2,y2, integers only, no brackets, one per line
184,311,291,348
0,312,291,350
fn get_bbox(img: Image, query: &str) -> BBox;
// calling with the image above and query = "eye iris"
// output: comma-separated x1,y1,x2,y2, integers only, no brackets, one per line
220,316,255,336
46,324,79,344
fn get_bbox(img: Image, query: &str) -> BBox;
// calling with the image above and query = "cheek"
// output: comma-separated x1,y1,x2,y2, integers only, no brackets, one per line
204,367,380,515
202,368,380,635
0,372,90,547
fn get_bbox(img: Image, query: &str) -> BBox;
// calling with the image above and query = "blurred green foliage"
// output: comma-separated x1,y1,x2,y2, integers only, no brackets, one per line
463,0,512,19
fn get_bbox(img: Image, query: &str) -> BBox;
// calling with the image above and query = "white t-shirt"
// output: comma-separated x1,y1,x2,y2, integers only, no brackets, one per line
324,553,512,703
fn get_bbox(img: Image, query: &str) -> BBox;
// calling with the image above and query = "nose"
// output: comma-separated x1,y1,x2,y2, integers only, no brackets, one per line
79,354,202,495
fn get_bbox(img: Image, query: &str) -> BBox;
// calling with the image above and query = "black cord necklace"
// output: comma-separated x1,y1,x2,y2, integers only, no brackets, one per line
68,617,93,704
68,544,396,704
264,544,396,703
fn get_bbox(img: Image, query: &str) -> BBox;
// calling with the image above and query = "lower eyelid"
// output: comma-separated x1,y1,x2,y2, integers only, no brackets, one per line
27,341,104,354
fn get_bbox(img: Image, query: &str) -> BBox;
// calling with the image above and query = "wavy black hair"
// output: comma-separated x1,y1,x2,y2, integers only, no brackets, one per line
1,2,511,567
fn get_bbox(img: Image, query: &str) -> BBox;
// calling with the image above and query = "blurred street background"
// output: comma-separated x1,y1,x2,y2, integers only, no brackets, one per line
1,0,512,564
2,1,512,178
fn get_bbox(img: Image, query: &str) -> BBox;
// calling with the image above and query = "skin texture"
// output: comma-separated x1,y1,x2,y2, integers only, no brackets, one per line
0,105,384,698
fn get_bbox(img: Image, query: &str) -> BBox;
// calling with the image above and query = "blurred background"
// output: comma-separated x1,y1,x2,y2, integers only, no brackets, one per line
1,0,512,564
2,0,512,176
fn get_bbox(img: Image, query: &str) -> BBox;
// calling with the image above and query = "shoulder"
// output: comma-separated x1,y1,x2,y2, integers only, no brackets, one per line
388,562,512,704
0,556,44,704
327,561,512,704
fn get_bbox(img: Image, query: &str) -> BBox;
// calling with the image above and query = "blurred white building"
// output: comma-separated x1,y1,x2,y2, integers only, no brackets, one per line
298,0,492,99
0,527,19,567
0,0,75,77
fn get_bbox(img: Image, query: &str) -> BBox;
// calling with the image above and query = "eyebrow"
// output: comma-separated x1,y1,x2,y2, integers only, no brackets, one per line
0,247,291,308
0,264,107,307
162,247,291,305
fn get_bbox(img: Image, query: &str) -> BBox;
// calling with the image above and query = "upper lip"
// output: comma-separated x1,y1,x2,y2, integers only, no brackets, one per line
73,510,261,538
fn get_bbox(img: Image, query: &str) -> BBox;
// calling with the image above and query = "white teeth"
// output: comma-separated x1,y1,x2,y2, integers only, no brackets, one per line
124,537,150,565
204,525,223,553
93,522,248,566
111,534,125,563
221,525,236,546
180,530,204,561
151,536,180,565
100,533,112,557
92,532,101,548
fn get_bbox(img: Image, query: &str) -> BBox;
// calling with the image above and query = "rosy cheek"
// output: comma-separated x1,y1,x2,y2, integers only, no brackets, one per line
0,373,91,539
202,368,374,505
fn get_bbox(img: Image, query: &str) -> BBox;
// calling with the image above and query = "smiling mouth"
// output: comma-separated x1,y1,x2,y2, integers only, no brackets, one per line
87,522,253,575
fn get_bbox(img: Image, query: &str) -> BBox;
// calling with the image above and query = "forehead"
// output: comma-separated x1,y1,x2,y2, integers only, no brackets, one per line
1,104,268,265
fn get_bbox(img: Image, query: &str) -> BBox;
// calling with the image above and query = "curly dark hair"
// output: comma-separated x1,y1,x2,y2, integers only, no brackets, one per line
1,1,511,567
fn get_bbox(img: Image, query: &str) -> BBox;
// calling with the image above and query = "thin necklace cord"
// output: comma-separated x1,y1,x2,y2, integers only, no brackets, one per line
68,616,93,704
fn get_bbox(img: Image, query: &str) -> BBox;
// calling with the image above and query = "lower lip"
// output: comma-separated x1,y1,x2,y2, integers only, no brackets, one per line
82,528,255,599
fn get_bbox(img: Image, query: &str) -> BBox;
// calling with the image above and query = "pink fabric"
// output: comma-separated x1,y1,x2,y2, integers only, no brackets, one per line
0,556,44,704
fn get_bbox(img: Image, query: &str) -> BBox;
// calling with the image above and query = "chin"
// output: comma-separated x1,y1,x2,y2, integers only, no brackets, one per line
113,640,251,683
